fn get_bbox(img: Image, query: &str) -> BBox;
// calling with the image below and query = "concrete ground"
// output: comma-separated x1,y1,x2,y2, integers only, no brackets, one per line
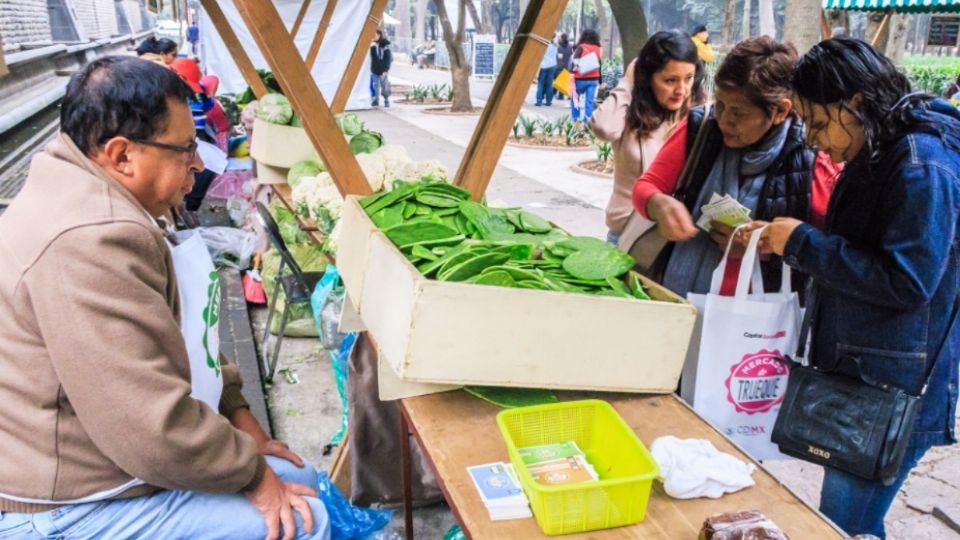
260,63,960,540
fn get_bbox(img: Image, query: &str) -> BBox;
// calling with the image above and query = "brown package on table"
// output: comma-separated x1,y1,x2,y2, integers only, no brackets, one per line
699,510,789,540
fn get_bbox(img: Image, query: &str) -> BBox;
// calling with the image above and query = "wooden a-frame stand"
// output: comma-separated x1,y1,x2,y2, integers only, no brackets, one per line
199,0,570,504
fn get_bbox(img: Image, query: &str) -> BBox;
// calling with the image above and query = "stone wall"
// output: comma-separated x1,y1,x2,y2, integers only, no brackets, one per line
73,0,118,39
0,0,53,47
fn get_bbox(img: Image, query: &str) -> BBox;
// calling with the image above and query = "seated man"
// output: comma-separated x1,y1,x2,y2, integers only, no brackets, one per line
0,56,329,540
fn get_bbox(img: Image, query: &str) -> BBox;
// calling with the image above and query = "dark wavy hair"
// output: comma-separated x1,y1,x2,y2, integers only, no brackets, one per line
715,35,797,116
577,29,601,47
136,36,178,56
793,37,932,163
62,56,193,155
627,30,703,138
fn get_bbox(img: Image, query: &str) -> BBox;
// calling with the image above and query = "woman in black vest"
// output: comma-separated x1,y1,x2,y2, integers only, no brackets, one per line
632,36,839,297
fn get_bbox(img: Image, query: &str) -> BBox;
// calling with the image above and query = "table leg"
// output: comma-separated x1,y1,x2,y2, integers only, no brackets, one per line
400,410,413,540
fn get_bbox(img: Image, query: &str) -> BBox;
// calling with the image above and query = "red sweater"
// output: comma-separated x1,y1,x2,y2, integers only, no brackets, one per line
632,118,842,294
573,44,602,80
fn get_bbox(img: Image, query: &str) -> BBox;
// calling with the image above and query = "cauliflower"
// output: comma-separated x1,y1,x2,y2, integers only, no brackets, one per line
327,219,343,253
355,152,388,191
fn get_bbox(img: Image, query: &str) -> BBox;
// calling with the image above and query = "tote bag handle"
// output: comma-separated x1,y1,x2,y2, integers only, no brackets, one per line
710,224,794,299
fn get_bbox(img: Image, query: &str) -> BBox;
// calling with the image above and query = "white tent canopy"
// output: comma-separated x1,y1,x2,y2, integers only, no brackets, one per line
198,0,373,110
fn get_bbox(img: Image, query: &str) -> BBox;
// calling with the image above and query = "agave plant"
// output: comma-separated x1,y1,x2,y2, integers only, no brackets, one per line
537,118,555,137
518,113,538,138
429,84,444,100
409,85,428,103
444,85,455,101
512,118,521,139
595,141,613,162
565,122,591,146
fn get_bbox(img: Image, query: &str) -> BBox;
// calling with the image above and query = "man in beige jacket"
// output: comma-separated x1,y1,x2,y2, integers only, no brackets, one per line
0,56,328,539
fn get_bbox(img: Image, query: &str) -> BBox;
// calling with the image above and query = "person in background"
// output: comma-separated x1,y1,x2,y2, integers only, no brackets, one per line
536,38,559,106
690,24,715,64
416,38,437,69
740,38,960,539
570,29,603,125
370,30,393,107
170,57,218,215
0,55,329,540
632,36,841,298
555,32,574,101
591,30,703,245
187,21,200,56
136,36,178,66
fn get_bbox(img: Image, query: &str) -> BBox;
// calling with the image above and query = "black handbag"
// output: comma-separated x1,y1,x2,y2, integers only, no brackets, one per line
771,296,959,485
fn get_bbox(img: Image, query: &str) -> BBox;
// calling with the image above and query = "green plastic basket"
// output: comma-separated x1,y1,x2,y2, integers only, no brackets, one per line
496,400,660,536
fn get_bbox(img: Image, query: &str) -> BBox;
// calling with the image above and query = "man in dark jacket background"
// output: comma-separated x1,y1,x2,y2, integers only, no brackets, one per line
370,30,393,107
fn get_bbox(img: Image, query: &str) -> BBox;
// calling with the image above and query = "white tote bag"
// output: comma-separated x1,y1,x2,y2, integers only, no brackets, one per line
170,230,224,411
684,227,800,460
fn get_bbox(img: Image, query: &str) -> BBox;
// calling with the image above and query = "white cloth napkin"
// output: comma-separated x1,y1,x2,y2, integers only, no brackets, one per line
650,436,757,499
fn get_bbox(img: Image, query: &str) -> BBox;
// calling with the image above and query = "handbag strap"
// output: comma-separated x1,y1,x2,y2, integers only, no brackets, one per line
675,103,712,200
796,288,960,395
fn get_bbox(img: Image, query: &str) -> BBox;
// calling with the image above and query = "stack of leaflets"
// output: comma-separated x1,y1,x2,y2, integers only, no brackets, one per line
467,462,533,520
519,441,599,487
696,193,752,232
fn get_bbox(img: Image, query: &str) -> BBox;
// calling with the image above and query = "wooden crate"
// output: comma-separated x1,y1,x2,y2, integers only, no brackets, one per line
249,118,316,169
338,196,697,393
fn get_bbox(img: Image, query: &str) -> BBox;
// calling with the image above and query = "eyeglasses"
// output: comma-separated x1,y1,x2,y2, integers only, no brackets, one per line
132,139,198,159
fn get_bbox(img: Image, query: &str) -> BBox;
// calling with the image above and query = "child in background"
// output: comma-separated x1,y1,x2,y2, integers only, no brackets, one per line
170,58,218,214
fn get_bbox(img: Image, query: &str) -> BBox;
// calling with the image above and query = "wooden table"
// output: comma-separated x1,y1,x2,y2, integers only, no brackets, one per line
399,390,844,539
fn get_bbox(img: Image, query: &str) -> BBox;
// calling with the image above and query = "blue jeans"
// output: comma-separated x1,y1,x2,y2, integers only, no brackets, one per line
819,440,932,538
571,79,599,122
0,456,330,540
606,229,621,246
536,67,556,105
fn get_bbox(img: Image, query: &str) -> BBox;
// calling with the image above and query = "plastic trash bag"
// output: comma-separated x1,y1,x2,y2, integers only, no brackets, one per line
311,266,356,446
443,524,466,540
196,226,257,269
317,470,392,540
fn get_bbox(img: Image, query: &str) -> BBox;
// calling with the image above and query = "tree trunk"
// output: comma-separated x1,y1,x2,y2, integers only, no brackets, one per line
465,0,483,32
609,15,621,60
594,0,611,54
721,0,737,50
480,0,496,36
742,0,753,40
396,0,412,50
416,0,429,41
608,0,648,68
824,8,849,37
783,0,822,54
434,0,473,111
885,13,909,65
758,0,775,39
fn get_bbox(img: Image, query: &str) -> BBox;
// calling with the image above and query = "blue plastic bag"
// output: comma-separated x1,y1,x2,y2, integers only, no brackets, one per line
317,470,392,540
311,266,356,446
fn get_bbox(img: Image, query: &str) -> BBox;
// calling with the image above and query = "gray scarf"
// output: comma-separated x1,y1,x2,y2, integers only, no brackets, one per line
664,118,793,297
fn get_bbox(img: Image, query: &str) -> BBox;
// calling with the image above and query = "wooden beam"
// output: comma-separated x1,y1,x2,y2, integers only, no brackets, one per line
232,0,372,197
198,0,268,99
820,9,832,40
871,9,895,47
455,0,568,199
291,0,312,39
331,0,389,113
306,0,338,70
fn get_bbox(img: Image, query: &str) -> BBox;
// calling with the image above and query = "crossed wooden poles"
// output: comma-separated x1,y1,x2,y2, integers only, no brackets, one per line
199,0,568,202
